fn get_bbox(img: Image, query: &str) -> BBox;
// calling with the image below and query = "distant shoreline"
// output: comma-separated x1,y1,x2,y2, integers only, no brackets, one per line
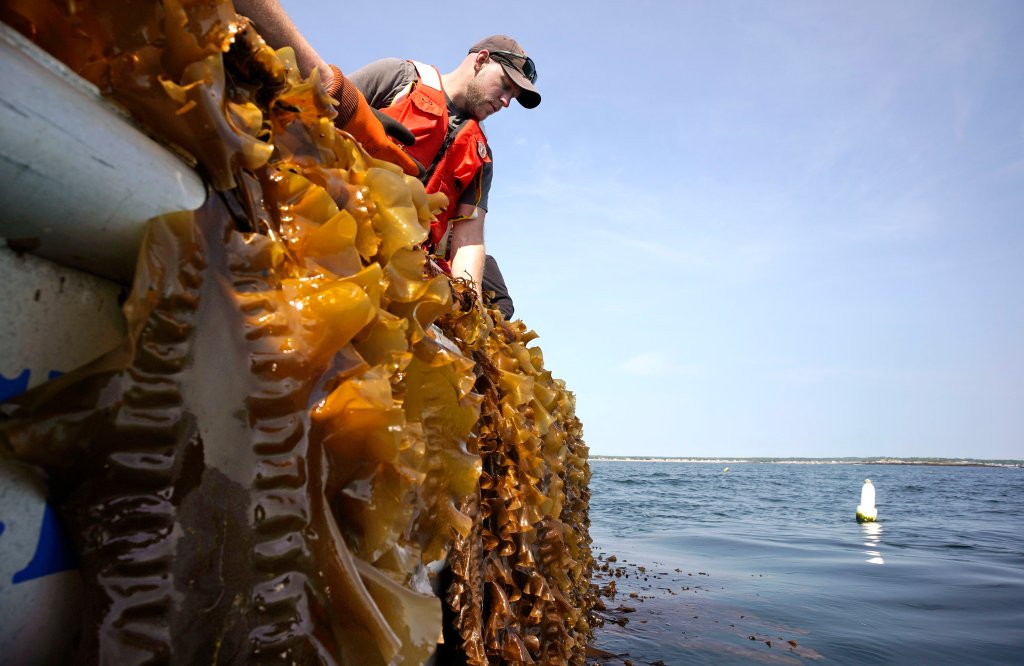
589,456,1023,468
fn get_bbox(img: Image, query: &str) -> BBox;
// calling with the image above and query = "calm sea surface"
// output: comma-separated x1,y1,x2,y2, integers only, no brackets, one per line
587,461,1024,665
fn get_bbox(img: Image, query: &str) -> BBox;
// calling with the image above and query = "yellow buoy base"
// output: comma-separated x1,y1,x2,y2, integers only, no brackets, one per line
856,507,878,523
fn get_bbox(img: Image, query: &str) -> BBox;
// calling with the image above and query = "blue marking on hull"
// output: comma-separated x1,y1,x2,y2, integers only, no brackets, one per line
0,369,31,401
11,504,78,583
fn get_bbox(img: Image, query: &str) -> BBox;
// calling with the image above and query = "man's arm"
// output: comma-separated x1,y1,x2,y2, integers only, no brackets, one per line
448,204,486,298
233,0,332,84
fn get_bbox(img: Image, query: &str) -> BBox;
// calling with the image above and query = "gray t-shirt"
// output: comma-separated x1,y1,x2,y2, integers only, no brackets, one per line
348,58,493,211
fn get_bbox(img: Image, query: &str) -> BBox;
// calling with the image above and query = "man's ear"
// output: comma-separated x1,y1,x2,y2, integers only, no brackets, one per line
473,49,490,72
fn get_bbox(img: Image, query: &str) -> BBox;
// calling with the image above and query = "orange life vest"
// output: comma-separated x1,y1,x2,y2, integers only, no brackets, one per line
379,61,491,252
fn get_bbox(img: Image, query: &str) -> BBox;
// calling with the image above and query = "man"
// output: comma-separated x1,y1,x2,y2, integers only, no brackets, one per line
348,36,540,297
235,3,533,307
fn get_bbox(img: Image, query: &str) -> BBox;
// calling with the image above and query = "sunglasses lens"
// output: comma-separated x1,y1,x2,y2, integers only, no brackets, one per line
522,58,537,83
492,51,537,84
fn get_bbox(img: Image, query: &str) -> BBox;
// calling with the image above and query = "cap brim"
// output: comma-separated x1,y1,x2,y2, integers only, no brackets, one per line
500,64,541,109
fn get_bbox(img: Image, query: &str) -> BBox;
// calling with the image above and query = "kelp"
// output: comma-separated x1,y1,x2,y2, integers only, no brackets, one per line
439,299,593,665
0,1,593,663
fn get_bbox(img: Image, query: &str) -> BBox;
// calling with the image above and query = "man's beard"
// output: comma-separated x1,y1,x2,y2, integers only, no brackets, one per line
463,77,492,120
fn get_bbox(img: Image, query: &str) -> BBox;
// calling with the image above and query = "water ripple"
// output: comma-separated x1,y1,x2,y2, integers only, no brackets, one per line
588,461,1024,664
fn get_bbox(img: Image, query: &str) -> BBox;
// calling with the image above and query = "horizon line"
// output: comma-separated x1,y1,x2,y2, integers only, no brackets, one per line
589,455,1024,465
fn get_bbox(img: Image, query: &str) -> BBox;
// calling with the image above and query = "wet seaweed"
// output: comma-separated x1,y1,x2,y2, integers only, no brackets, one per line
0,1,593,663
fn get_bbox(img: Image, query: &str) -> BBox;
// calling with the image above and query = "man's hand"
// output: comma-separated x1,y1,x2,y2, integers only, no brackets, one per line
326,66,420,176
343,94,421,176
370,108,426,178
370,107,414,146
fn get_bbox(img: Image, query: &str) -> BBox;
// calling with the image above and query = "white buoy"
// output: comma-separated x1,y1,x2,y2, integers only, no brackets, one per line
856,479,878,523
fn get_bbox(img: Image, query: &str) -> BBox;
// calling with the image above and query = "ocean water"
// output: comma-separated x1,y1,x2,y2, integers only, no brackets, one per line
586,461,1024,665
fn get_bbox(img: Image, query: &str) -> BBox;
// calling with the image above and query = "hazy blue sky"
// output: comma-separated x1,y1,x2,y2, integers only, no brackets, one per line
283,0,1023,460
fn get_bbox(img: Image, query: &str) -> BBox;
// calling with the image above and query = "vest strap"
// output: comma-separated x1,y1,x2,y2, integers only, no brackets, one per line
410,61,442,90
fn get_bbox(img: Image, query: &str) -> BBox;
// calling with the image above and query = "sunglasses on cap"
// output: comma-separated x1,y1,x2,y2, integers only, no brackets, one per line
487,50,538,84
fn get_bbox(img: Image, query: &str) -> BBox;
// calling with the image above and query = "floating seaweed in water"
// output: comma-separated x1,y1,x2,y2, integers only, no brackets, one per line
0,0,593,663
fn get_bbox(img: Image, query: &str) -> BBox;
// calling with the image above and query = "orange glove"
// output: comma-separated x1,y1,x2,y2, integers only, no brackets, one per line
325,65,419,176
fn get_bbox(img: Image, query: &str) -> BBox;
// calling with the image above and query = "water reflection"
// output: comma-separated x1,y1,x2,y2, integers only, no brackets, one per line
861,522,885,564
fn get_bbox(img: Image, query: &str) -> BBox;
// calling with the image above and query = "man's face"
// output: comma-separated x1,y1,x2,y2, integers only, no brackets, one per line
464,58,521,121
